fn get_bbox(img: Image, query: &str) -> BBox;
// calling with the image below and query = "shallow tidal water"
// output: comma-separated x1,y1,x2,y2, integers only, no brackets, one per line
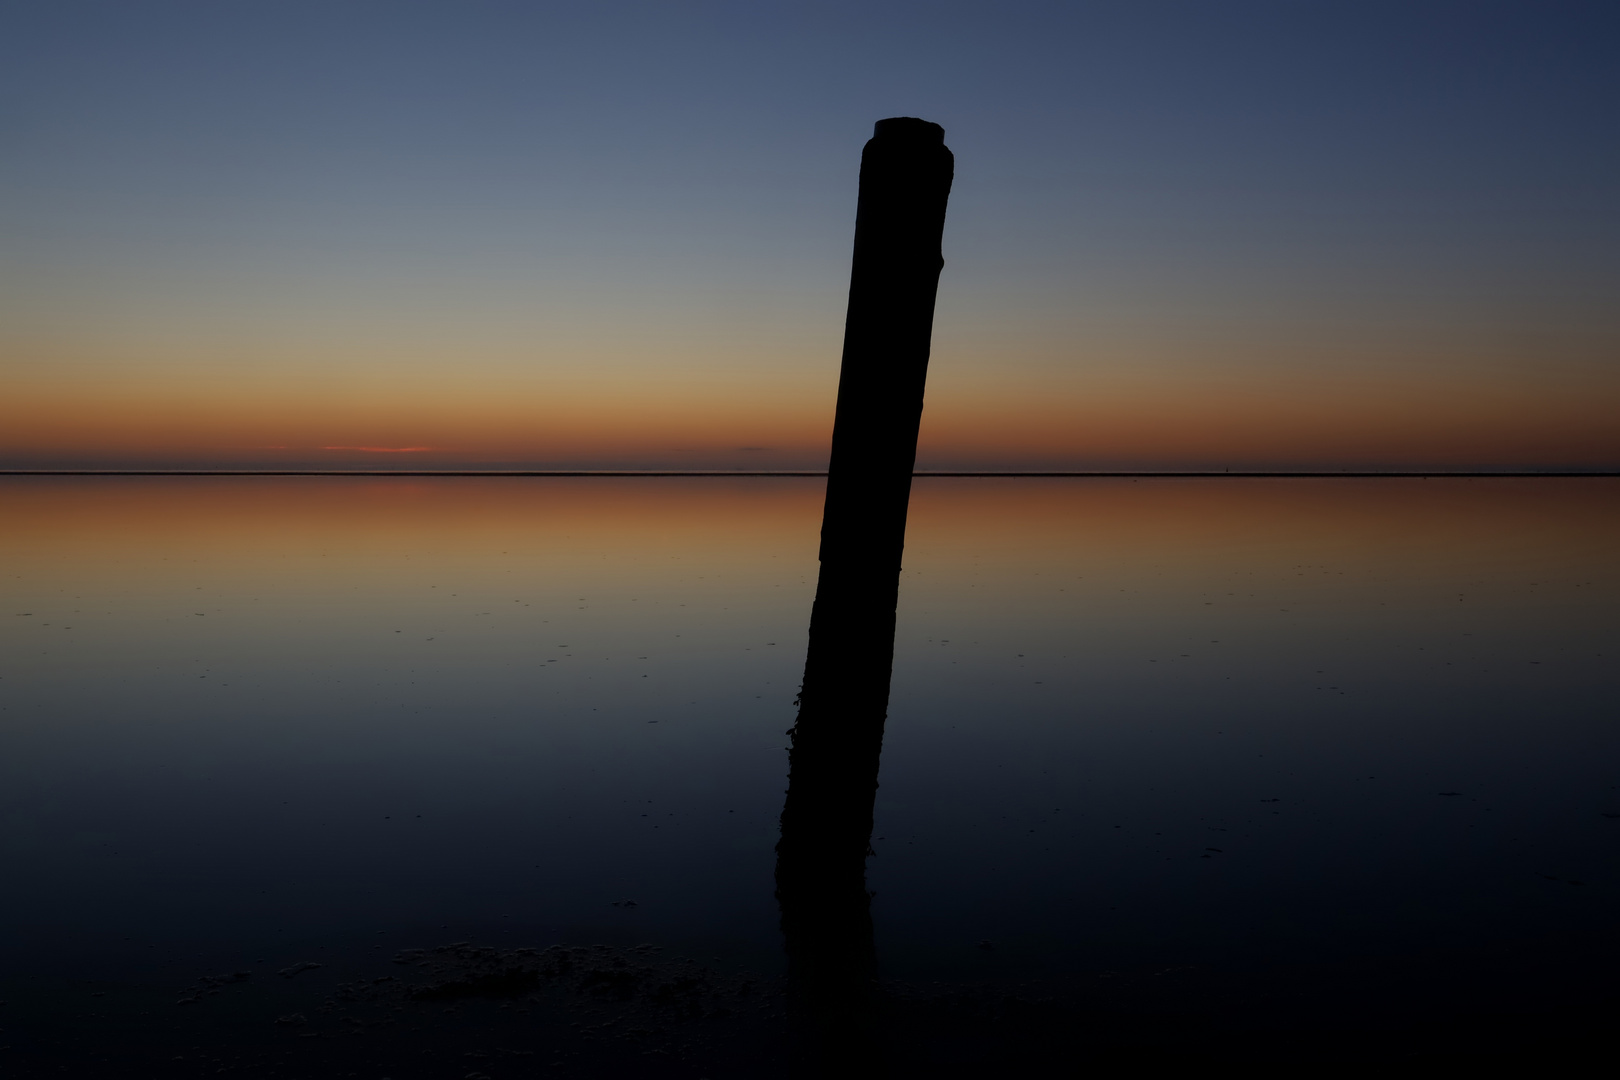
2,476,1617,1072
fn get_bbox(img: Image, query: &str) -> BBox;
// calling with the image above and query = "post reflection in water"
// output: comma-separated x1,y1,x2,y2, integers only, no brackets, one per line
774,532,902,1014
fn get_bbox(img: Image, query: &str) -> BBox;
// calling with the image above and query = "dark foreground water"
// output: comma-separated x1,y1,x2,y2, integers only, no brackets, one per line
2,476,1616,1075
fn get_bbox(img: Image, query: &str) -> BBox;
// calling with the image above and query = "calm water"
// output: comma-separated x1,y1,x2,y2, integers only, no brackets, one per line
3,477,1617,1066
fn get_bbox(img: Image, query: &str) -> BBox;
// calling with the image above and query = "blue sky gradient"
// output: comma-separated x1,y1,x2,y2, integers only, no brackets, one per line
3,1,1617,468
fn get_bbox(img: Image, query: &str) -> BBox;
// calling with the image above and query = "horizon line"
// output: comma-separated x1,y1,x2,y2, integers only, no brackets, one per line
3,469,1617,479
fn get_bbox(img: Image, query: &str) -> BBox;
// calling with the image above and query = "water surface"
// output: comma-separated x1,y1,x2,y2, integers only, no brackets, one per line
3,477,1616,1066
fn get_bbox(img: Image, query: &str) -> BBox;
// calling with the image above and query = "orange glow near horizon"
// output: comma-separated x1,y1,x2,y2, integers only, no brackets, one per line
4,361,1617,470
4,6,1617,476
5,291,1618,471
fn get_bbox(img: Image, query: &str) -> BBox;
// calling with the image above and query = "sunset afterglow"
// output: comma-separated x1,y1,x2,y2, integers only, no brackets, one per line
3,4,1615,471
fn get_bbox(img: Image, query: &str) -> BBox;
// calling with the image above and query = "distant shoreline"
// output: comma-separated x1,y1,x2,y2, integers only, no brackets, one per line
3,470,1616,479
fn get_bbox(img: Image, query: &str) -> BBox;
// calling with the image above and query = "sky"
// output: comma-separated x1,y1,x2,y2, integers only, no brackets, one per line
2,1,1617,471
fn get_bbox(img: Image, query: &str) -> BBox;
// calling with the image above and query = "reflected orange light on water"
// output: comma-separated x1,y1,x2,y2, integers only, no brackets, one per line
6,477,1616,603
0,477,827,602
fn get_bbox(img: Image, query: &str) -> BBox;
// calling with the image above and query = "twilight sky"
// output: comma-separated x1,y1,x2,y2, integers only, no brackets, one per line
3,1,1617,470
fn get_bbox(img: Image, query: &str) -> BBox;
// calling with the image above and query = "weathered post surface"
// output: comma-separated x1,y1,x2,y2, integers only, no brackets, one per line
775,117,953,1042
818,116,955,582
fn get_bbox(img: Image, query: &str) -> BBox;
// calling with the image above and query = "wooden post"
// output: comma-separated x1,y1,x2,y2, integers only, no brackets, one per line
775,117,953,1047
818,116,955,580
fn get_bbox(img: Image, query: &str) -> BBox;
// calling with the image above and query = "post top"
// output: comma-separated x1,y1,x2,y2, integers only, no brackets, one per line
873,117,945,145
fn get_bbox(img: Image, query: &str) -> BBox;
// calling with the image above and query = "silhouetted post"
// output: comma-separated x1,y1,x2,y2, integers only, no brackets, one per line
819,116,955,583
775,117,953,1064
